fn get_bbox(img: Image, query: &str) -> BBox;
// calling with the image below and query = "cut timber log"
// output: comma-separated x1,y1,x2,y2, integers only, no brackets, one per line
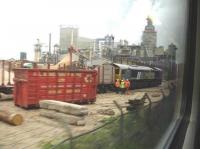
39,100,88,116
40,109,85,126
0,110,23,126
0,93,13,101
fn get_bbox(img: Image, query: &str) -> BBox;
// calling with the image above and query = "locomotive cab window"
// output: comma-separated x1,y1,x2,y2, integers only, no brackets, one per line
121,69,132,79
115,68,120,79
131,70,138,79
139,71,155,80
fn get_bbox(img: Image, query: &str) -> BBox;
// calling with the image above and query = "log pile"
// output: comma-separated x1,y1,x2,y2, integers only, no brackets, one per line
0,110,23,126
39,100,88,126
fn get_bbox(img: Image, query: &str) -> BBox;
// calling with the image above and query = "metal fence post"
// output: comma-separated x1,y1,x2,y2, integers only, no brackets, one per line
63,120,74,149
113,100,124,146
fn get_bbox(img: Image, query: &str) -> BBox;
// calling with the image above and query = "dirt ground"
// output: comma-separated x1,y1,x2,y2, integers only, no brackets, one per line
0,81,172,149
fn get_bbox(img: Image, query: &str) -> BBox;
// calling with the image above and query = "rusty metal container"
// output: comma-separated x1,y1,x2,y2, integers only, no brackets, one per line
13,69,97,108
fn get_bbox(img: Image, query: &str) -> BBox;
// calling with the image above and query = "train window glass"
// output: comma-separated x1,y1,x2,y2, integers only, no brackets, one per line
142,71,155,79
121,69,129,79
131,71,138,79
115,68,120,79
0,0,189,148
124,69,132,79
139,71,155,79
115,69,119,75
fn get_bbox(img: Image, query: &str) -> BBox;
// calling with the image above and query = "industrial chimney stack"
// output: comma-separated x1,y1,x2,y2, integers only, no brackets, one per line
34,39,42,62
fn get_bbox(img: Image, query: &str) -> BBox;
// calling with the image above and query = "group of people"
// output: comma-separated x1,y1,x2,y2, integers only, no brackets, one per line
114,79,130,94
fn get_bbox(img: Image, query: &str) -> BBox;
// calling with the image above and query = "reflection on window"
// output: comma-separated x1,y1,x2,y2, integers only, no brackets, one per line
0,0,188,149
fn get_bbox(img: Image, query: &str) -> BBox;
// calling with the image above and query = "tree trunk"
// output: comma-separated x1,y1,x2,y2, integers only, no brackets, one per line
40,109,85,126
39,100,88,116
0,110,23,126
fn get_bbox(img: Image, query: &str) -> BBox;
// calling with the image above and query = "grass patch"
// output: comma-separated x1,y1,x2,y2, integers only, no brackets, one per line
99,116,118,123
42,112,151,149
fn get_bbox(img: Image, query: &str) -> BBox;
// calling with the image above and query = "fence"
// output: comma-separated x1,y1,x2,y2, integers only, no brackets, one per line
43,89,176,149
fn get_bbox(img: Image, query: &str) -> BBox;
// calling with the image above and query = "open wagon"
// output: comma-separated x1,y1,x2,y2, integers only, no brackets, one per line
13,68,97,108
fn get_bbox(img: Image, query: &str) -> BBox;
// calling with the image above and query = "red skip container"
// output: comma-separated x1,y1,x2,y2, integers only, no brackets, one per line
13,69,97,108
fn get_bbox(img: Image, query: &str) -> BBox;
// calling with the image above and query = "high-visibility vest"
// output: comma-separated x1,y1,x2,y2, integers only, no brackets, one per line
125,80,130,88
120,81,125,88
115,81,120,87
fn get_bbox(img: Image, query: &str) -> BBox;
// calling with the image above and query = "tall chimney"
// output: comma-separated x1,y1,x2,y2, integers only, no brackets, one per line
49,33,51,54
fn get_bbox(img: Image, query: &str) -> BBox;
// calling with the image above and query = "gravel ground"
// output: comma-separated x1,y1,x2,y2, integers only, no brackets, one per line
0,81,172,149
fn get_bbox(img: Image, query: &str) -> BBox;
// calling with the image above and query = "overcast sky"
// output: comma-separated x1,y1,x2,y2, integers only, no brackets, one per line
0,0,187,62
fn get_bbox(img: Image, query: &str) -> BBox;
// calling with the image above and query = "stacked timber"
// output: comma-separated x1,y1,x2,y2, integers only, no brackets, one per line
0,110,23,126
39,100,88,126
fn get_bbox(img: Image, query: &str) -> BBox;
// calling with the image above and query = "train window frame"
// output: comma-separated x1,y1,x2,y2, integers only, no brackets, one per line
155,0,199,148
0,0,197,148
182,0,200,148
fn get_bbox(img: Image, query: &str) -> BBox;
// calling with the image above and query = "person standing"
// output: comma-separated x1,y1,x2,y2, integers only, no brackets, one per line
125,79,131,95
114,79,120,94
120,79,125,94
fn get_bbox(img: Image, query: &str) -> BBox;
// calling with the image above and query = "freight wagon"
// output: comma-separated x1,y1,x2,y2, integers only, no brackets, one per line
13,69,97,108
96,63,115,93
96,63,162,93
